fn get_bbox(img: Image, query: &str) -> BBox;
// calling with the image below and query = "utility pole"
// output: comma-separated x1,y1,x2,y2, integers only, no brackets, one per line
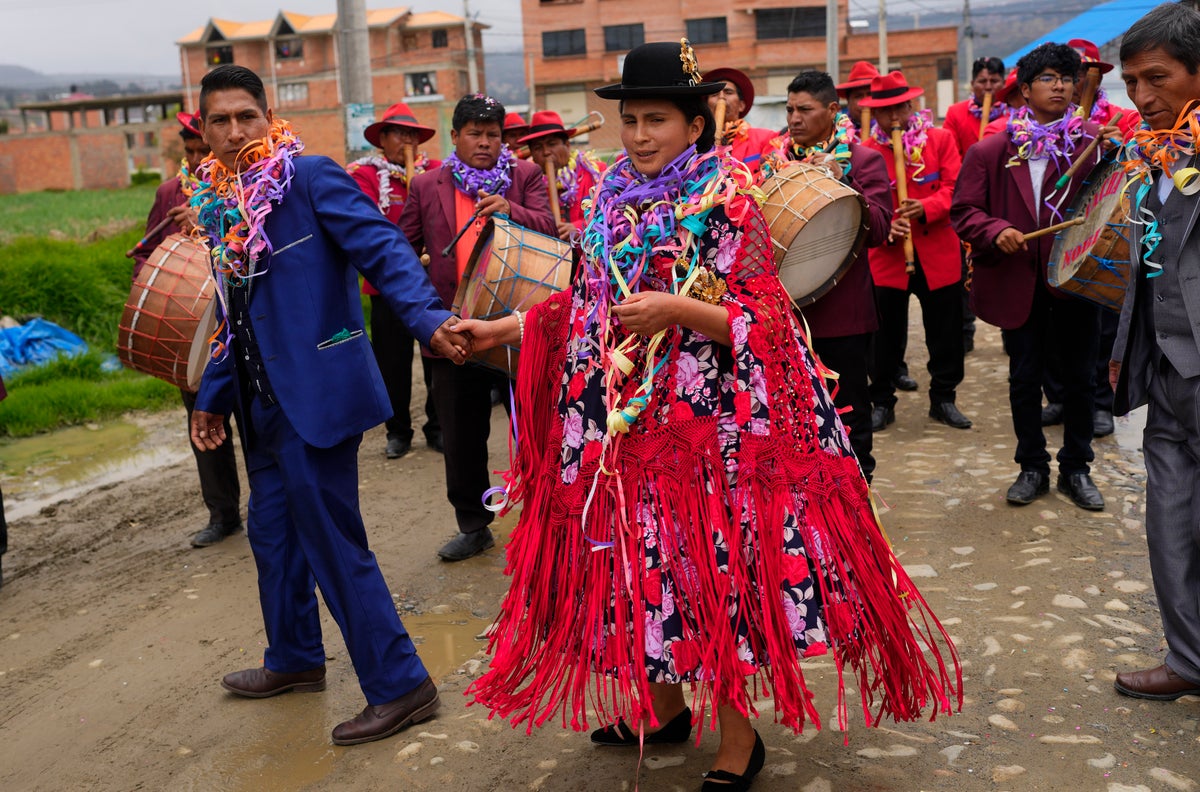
464,0,480,94
878,0,888,72
337,0,373,161
963,0,974,91
826,0,839,79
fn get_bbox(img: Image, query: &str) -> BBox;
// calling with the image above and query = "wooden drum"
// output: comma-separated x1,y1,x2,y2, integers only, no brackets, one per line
452,216,573,378
118,233,217,391
759,161,869,306
1048,158,1131,313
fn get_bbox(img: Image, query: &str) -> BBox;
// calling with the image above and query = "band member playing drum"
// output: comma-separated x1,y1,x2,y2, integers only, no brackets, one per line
942,56,1007,157
518,110,606,242
861,70,973,432
951,42,1112,512
763,70,894,481
701,66,777,180
348,102,443,459
131,111,245,550
455,41,961,790
1109,2,1200,702
397,94,556,562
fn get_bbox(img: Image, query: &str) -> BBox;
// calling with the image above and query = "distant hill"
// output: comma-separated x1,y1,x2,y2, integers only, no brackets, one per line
485,51,528,107
0,64,178,106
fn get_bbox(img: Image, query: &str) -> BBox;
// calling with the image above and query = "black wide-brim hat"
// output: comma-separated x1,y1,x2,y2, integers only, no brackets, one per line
594,41,724,99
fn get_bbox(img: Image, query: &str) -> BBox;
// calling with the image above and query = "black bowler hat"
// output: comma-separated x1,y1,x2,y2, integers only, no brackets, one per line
594,40,724,99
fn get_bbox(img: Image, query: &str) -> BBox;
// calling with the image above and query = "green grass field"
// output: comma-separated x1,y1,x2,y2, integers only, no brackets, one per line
0,184,180,437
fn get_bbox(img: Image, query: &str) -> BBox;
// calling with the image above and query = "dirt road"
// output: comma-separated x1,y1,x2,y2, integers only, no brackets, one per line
1,323,1197,792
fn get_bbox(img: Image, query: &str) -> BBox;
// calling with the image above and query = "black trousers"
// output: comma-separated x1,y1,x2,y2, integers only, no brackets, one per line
813,333,875,481
369,295,439,443
870,260,965,409
0,484,6,557
181,389,241,526
1001,286,1099,476
1044,305,1117,412
429,358,511,535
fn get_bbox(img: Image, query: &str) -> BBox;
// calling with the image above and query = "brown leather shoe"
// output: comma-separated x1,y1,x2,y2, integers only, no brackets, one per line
221,665,326,698
1114,664,1200,701
331,676,440,745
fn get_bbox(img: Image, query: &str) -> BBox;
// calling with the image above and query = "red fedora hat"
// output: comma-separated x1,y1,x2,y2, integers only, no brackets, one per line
503,112,530,132
364,102,436,148
176,110,202,136
836,61,880,95
859,71,924,108
517,110,571,145
702,67,755,116
1068,38,1114,74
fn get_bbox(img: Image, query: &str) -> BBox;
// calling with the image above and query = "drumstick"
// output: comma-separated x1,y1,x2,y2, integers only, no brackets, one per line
1054,112,1124,190
125,216,172,258
714,96,727,146
891,122,917,275
978,91,993,141
1023,216,1086,241
861,107,871,138
442,208,483,257
544,158,563,226
404,144,414,187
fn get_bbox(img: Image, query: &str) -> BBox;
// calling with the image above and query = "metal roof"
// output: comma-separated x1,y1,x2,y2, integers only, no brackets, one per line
1004,0,1163,63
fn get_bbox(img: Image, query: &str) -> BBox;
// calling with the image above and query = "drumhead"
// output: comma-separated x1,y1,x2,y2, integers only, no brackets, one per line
185,295,218,391
777,196,865,305
1049,158,1126,287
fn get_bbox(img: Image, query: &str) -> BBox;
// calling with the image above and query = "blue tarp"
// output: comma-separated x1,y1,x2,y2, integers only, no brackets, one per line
0,318,88,377
1004,0,1163,64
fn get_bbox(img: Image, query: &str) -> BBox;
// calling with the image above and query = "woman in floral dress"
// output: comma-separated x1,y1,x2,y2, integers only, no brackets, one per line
455,42,961,791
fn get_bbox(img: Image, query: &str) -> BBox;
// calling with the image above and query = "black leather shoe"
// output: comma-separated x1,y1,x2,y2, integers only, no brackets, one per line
893,373,918,392
221,665,326,698
963,335,975,354
1115,664,1200,701
591,706,692,746
1093,409,1115,437
1057,472,1104,511
1006,471,1049,505
424,429,444,454
437,528,495,561
332,676,440,745
929,401,972,429
191,521,243,548
385,433,412,459
1041,402,1063,426
870,405,895,432
701,730,765,791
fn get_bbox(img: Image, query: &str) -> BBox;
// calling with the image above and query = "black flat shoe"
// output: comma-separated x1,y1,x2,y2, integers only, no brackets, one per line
701,730,765,791
590,706,692,746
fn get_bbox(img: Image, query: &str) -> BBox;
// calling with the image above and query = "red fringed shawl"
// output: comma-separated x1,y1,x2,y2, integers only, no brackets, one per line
467,190,961,739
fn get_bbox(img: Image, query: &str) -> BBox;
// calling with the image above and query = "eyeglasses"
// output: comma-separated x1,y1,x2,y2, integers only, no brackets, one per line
1032,74,1076,87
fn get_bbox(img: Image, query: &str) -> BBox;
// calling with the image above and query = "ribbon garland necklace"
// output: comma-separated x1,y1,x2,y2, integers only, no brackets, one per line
557,149,604,214
967,92,1006,122
348,153,429,212
1121,101,1200,278
179,157,202,198
444,146,516,198
872,108,934,180
1004,105,1085,168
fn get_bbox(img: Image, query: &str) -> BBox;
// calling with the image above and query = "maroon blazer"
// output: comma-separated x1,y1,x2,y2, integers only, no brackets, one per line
398,158,556,312
950,122,1100,329
799,143,893,338
133,176,186,280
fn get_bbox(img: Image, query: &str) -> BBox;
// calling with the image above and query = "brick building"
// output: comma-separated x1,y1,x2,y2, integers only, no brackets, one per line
522,0,958,152
176,6,487,160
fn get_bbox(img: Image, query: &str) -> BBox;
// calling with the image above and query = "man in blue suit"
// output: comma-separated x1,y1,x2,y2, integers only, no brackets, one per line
189,65,470,745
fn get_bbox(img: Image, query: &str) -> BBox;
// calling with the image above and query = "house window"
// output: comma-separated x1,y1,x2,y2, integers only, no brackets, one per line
686,17,728,45
206,45,234,66
603,24,643,53
277,82,308,107
543,29,586,58
432,29,448,48
407,72,438,96
275,37,303,60
755,8,825,40
937,57,954,81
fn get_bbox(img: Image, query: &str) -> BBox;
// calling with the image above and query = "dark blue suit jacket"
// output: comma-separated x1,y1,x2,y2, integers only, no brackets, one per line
195,155,452,448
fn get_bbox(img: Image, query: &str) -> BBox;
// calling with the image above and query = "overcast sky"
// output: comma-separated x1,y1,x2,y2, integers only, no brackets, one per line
0,0,524,76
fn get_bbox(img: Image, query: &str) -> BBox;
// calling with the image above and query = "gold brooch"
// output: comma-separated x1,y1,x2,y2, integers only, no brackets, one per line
679,38,702,86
